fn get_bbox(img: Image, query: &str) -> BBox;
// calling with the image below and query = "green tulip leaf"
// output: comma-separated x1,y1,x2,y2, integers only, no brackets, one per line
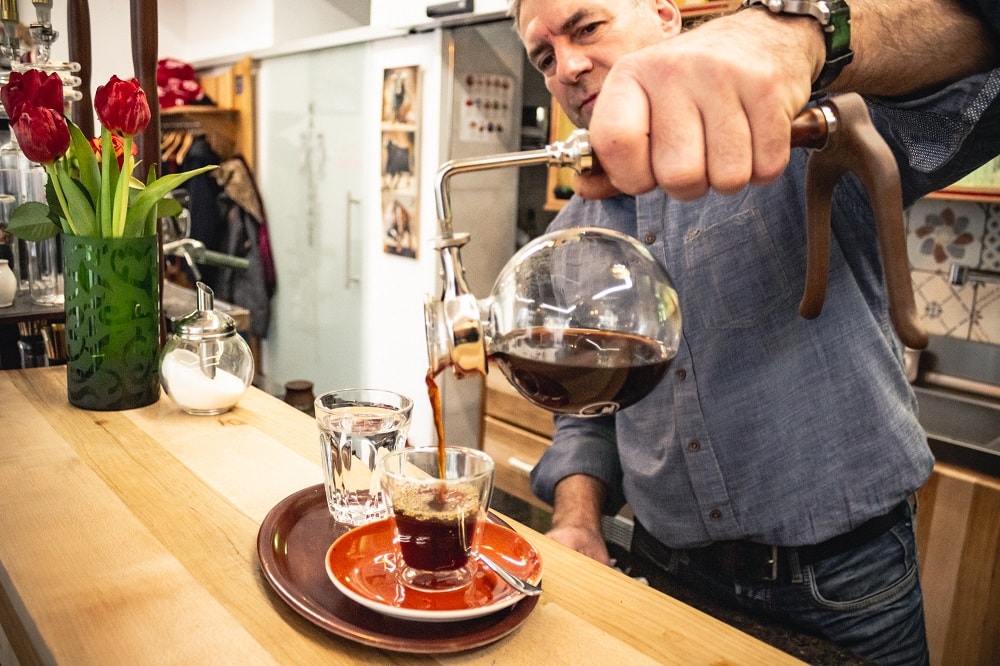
68,121,101,203
7,201,62,241
156,197,182,219
55,163,98,237
124,165,216,236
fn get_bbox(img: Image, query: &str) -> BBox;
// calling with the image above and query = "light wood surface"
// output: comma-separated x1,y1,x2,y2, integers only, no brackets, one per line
916,462,1000,666
0,367,802,665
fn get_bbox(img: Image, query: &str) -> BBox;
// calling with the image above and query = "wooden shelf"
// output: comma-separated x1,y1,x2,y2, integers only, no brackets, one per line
927,153,1000,202
159,57,256,170
161,106,240,163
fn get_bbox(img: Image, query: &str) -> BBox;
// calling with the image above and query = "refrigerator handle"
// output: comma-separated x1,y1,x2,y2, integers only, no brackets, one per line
345,192,361,288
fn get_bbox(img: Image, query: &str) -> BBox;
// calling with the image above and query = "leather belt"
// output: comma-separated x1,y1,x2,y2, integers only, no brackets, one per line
635,502,908,582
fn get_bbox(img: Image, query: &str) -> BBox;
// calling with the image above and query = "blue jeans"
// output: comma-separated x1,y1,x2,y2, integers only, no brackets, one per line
630,502,928,665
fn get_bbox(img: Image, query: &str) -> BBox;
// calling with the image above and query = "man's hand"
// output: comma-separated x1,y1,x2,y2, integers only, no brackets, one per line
546,522,612,565
544,474,613,566
583,8,820,201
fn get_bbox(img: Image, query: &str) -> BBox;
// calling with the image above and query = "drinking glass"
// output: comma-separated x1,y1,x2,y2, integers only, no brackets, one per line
20,167,63,305
0,170,26,290
379,446,495,592
314,388,413,526
27,236,63,305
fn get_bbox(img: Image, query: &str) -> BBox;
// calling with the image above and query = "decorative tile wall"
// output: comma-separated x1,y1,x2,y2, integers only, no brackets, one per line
906,199,1000,345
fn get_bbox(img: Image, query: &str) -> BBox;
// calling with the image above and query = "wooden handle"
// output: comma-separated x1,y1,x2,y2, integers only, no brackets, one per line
799,94,927,349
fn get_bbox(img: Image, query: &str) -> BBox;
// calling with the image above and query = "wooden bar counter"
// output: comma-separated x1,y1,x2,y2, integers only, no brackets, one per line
0,367,802,665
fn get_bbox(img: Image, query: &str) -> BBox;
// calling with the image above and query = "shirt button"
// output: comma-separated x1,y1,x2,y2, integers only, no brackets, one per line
687,440,701,452
643,233,656,245
675,368,687,380
708,508,723,521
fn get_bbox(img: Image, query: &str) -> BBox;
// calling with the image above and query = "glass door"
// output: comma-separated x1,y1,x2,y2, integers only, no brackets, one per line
257,43,370,391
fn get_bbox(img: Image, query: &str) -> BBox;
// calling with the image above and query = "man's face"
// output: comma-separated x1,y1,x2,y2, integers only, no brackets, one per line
518,0,679,128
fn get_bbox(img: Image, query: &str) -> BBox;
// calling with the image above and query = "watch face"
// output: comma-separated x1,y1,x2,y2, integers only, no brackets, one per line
828,3,853,55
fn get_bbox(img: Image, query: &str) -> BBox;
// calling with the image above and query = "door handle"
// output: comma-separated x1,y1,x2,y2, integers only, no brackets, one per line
345,192,361,288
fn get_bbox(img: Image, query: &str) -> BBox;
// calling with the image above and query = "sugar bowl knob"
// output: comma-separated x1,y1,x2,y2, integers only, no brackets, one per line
160,282,254,415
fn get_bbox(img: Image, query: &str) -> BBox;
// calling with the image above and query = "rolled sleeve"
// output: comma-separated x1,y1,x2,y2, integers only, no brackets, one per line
529,413,627,513
869,67,1000,203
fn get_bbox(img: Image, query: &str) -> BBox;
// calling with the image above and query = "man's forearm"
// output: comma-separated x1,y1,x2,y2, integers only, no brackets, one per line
550,474,607,531
839,0,998,95
734,0,998,98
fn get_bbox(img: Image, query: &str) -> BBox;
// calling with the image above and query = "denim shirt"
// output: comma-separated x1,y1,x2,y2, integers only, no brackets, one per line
530,69,1000,549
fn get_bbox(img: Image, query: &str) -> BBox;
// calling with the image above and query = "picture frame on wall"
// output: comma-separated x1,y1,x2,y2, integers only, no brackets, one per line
380,66,421,258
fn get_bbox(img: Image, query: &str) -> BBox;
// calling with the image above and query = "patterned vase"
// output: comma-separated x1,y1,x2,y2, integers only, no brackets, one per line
62,233,161,410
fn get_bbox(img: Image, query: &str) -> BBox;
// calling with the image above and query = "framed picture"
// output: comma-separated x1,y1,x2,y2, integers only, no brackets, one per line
382,194,418,258
381,130,415,191
381,65,419,127
380,66,421,258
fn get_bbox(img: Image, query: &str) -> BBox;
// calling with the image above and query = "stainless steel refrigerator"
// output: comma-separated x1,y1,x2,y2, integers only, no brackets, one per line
436,19,528,449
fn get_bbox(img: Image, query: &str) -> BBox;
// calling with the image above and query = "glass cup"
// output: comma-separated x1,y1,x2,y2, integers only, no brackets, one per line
19,168,63,305
314,388,413,527
27,236,63,306
379,446,495,592
0,170,26,291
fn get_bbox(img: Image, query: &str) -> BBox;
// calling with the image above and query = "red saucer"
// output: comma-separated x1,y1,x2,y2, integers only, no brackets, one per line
326,518,543,622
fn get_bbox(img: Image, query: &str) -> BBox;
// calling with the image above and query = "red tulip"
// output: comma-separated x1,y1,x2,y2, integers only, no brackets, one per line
10,103,71,165
1,69,64,122
94,76,151,136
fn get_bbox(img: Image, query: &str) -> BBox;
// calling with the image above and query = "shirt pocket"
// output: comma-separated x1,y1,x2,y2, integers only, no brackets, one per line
682,207,798,330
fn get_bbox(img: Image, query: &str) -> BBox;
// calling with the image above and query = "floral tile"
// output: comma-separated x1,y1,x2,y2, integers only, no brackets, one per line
906,199,985,273
969,283,1000,344
911,270,973,339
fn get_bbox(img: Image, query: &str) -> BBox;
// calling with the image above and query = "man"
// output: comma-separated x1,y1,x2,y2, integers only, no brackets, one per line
513,0,1000,663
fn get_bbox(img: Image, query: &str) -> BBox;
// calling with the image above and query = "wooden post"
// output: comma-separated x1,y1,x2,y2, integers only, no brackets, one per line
130,0,159,182
67,0,93,138
130,0,164,343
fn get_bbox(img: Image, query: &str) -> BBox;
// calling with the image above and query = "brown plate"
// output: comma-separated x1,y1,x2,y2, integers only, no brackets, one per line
256,484,540,653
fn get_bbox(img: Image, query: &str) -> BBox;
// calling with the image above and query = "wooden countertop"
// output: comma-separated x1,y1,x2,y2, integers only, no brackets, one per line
0,367,802,665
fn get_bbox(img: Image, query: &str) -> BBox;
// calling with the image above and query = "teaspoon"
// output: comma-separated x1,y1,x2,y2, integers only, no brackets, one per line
472,552,543,596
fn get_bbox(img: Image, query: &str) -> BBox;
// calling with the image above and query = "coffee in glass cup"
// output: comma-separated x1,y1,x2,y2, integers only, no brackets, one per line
379,446,494,592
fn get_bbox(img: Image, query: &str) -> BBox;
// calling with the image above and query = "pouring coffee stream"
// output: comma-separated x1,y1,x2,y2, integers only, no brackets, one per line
425,94,927,420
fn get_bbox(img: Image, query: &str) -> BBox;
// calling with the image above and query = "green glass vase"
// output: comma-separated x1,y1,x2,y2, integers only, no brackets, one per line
62,233,161,410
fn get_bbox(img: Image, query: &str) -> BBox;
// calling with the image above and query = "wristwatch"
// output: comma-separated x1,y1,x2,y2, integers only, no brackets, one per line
741,0,854,95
